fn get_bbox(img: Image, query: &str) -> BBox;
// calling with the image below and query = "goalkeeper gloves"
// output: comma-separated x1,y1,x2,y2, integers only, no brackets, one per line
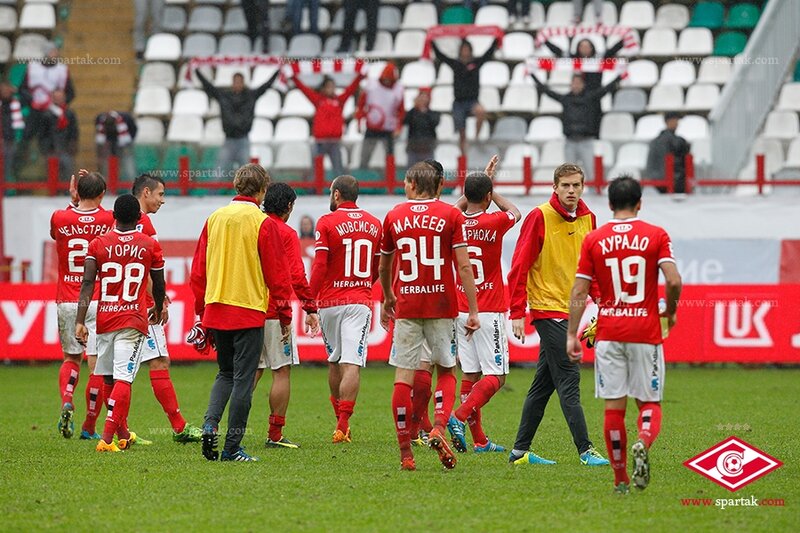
186,321,213,355
580,317,597,348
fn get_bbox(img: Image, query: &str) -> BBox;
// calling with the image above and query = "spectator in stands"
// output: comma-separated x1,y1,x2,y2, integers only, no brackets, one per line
573,0,603,23
464,0,488,13
18,43,75,174
0,82,24,179
291,72,364,177
337,0,378,54
508,1,532,26
298,214,315,274
134,0,164,60
287,0,319,37
532,73,620,182
242,0,271,53
404,88,439,166
356,63,404,170
95,111,138,180
431,39,498,155
196,69,279,176
43,90,78,182
646,112,690,194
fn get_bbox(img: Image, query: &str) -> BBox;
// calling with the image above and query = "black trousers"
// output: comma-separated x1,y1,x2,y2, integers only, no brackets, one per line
204,326,264,454
339,0,378,51
242,0,270,53
513,318,592,454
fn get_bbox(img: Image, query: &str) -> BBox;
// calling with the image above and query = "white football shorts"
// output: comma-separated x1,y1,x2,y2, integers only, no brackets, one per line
140,324,169,363
390,318,456,370
594,341,665,402
95,327,146,383
58,302,97,356
258,319,299,370
320,304,371,367
456,312,509,376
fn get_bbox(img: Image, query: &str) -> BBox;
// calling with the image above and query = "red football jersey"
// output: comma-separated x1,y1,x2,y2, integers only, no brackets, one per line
576,218,675,345
50,206,115,302
457,210,516,313
87,229,165,335
313,203,382,308
381,199,467,319
137,212,157,239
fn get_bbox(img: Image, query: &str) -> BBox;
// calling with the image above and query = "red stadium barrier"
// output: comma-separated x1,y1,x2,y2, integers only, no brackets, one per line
1,283,799,363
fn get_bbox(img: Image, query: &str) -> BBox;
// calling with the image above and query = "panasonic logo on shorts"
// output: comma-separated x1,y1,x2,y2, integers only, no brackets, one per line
348,212,363,219
612,223,633,233
410,204,428,213
78,216,95,223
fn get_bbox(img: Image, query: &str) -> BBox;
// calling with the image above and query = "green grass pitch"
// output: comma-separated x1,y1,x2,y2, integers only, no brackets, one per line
0,364,797,531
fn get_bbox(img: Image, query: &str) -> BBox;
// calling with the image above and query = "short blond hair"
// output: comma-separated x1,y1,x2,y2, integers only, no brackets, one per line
553,163,584,185
233,164,270,197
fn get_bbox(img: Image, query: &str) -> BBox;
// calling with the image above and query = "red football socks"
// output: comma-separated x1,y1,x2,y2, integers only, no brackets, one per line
337,400,355,434
58,360,80,406
433,373,456,430
392,382,413,458
410,369,432,436
268,414,285,442
459,379,473,405
604,408,629,485
101,381,131,444
330,395,340,420
150,369,186,433
82,373,105,434
637,403,662,448
101,380,114,409
455,375,501,422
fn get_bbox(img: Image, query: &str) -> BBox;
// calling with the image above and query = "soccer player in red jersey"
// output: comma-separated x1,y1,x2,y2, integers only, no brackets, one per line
75,194,166,453
254,183,320,449
379,161,480,471
310,175,382,443
131,173,203,443
567,176,682,494
51,172,115,439
448,163,521,454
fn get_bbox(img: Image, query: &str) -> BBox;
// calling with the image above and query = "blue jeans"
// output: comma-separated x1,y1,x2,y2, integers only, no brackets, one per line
288,0,319,35
218,137,251,180
315,140,343,177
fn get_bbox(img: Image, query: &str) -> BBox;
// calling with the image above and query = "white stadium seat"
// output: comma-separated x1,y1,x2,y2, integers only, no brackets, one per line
599,112,635,142
782,138,800,169
248,118,274,143
274,142,312,169
583,1,618,25
135,117,166,144
623,60,659,88
678,28,713,56
392,30,426,58
635,114,665,141
13,33,48,59
524,2,546,30
619,1,655,29
166,114,203,143
499,32,534,61
188,6,222,32
698,57,732,84
0,6,16,33
546,2,573,26
616,142,649,170
145,33,181,61
540,140,565,166
501,144,539,169
251,65,280,88
202,118,225,146
539,92,564,114
501,85,538,114
274,117,311,142
401,3,437,30
762,111,800,140
434,143,460,170
134,86,172,115
182,33,216,58
647,84,684,112
249,144,273,168
525,116,564,143
430,85,453,113
436,114,456,142
479,87,500,113
139,62,176,89
640,28,676,56
684,84,719,111
19,3,55,30
254,89,282,119
777,83,800,111
676,115,710,141
466,117,490,141
475,5,510,28
479,61,510,88
218,34,252,56
281,89,316,118
654,4,689,29
172,89,209,116
436,63,454,85
400,60,436,88
660,60,696,87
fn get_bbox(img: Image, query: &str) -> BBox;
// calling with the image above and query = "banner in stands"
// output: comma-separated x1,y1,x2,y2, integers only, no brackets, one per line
2,284,798,364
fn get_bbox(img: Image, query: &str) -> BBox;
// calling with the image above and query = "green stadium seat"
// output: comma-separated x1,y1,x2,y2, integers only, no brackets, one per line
725,3,760,29
713,31,748,56
688,1,724,29
134,145,162,176
440,6,473,25
161,144,199,179
8,63,26,88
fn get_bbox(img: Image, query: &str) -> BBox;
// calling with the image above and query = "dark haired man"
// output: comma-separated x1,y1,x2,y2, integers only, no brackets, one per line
567,176,682,494
646,112,690,193
255,183,320,449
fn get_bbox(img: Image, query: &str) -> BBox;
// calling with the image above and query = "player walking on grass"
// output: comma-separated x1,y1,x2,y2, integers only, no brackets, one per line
506,163,609,467
379,161,480,471
75,194,166,453
567,176,682,494
254,183,320,449
132,174,203,444
191,164,293,462
447,161,521,454
310,175,382,444
51,172,114,439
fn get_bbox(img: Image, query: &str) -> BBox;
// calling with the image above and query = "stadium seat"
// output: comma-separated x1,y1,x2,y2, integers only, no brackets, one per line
251,65,280,88
378,6,402,32
274,117,311,142
188,6,222,32
135,145,162,175
467,144,500,169
475,5,509,28
0,36,9,62
436,63,454,85
300,7,331,32
777,83,800,111
726,3,760,29
479,62,510,88
440,6,473,25
479,87,500,113
525,116,564,142
635,114,665,141
135,117,166,144
762,111,800,140
740,138,784,178
714,32,748,56
223,7,247,33
134,86,172,115
392,30,425,58
781,138,800,169
660,60,696,87
654,4,689,30
400,61,436,88
595,140,616,167
616,142,649,170
434,144,460,171
182,33,215,58
249,144,273,168
360,30,393,56
331,7,366,32
510,63,535,86
219,34,252,56
647,85,684,112
698,56,732,84
524,2,547,30
202,118,225,146
167,115,204,143
401,3,437,30
19,3,55,31
684,84,719,111
491,116,528,143
274,142,312,169
0,6,16,33
466,117,490,141
287,34,322,57
582,1,618,25
612,88,647,113
14,33,48,61
619,1,655,29
501,143,539,169
540,140,565,166
676,115,710,141
688,1,724,29
623,60,659,88
145,33,182,61
641,28,677,56
499,32,534,60
248,117,274,143
258,35,287,56
545,2,573,26
539,92,564,114
139,62,176,89
678,28,713,56
281,89,315,117
466,35,498,57
429,86,452,113
691,138,712,168
161,6,187,32
173,89,209,116
436,114,457,142
600,112,635,142
501,85,538,114
343,120,363,143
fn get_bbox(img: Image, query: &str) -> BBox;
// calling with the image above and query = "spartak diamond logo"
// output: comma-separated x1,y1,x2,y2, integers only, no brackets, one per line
684,436,782,492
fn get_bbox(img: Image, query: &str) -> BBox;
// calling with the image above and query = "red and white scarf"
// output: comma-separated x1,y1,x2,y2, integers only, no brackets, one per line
95,111,132,147
526,56,628,76
49,103,69,130
422,24,505,60
2,98,24,131
535,24,640,53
